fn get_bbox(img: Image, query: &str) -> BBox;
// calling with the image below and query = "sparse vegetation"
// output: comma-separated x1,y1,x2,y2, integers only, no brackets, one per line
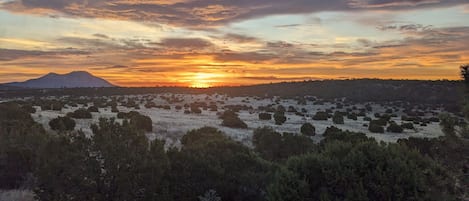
273,111,286,125
67,108,92,119
220,110,247,129
1,74,468,200
258,112,272,120
300,123,315,136
49,116,75,131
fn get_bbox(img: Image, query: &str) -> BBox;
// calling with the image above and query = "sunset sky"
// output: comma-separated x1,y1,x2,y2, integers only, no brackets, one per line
0,0,468,87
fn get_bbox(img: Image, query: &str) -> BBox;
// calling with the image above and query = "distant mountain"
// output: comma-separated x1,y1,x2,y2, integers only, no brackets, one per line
2,71,115,88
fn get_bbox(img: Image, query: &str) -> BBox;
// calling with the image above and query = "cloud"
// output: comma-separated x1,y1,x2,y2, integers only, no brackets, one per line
91,64,130,70
155,37,213,49
274,24,303,28
239,75,320,81
347,0,443,8
1,0,466,28
0,48,88,61
92,33,110,39
221,33,259,43
378,23,433,34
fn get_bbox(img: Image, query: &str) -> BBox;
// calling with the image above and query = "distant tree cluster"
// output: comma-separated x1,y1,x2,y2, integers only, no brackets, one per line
219,110,247,129
117,111,153,132
67,108,92,119
49,116,75,131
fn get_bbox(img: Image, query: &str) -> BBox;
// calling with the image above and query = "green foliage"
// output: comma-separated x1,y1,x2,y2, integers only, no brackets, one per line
220,110,248,129
253,127,316,161
332,112,344,124
21,104,36,113
116,111,152,131
169,127,271,201
300,123,315,136
273,111,286,125
312,111,329,120
268,141,457,201
401,122,414,129
87,106,99,112
322,126,373,144
368,122,384,133
129,113,153,132
191,106,202,114
258,113,272,120
347,112,358,120
48,116,76,131
386,123,403,133
40,101,63,111
398,136,469,196
0,103,47,189
439,113,458,137
35,118,168,201
111,105,119,113
67,108,92,119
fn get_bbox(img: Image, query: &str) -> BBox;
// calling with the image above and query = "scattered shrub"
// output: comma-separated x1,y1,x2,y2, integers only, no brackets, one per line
49,116,76,131
387,123,403,133
273,111,287,125
312,111,328,121
369,123,384,133
401,122,414,129
220,110,247,129
259,113,272,120
67,108,92,119
87,106,99,113
332,113,344,124
300,123,316,136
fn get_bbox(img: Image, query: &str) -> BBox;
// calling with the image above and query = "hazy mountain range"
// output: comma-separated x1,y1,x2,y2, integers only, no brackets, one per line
1,71,115,89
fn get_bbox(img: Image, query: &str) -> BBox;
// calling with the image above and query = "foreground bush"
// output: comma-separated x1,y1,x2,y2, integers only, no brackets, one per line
35,118,168,201
267,141,457,201
49,116,75,131
253,127,316,161
0,103,47,189
169,127,270,201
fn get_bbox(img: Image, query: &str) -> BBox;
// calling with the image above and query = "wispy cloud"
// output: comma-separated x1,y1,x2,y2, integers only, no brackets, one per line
1,0,466,28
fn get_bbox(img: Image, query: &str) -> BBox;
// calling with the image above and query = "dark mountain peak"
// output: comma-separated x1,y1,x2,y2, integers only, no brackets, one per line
2,71,116,89
44,72,59,77
68,71,92,76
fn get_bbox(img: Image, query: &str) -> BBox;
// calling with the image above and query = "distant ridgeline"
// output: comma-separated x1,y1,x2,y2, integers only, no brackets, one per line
0,79,463,109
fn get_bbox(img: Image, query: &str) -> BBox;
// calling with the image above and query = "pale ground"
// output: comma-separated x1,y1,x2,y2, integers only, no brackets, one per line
1,94,447,200
27,93,445,147
0,190,35,201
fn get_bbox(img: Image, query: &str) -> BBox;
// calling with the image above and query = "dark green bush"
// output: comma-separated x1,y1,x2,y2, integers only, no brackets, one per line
273,111,287,125
49,116,76,131
259,113,272,120
220,110,247,128
312,111,328,120
67,108,92,119
300,123,315,136
386,123,403,133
